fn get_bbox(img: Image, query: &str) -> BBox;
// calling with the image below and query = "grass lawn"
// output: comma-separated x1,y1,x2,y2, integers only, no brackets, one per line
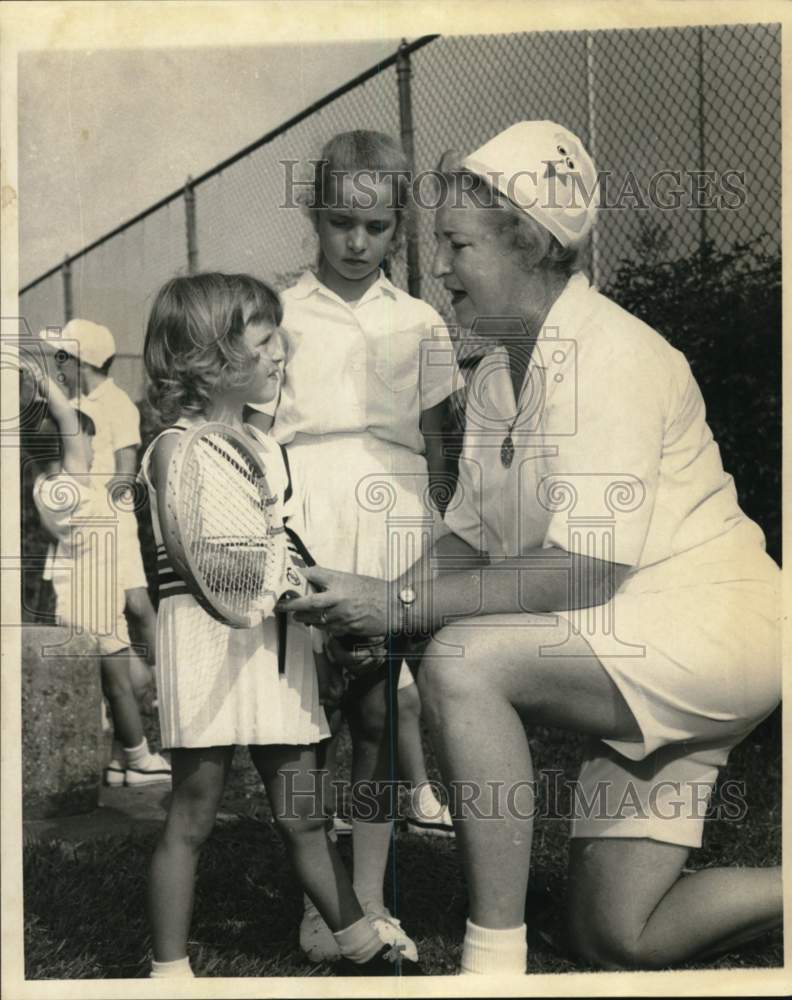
23,711,782,979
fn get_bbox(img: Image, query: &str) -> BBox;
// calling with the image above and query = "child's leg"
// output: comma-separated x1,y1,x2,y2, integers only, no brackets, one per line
251,743,363,931
148,746,234,965
566,838,782,968
253,743,418,973
124,585,158,669
397,679,427,786
100,651,144,749
397,674,452,834
346,665,398,909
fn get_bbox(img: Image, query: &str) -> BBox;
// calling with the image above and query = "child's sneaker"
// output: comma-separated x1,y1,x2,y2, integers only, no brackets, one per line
299,903,340,962
362,902,419,962
124,752,172,786
103,759,126,787
337,943,424,976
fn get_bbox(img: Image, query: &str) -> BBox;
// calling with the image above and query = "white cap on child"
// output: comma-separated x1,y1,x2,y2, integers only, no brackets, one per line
461,121,599,248
39,319,116,369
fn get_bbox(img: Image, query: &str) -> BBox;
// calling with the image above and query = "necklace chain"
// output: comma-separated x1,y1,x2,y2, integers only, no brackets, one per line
501,379,529,469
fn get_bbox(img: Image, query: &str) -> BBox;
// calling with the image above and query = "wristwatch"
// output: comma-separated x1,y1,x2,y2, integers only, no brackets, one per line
396,586,417,635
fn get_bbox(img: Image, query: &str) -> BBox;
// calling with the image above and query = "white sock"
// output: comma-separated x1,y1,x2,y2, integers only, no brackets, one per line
150,956,194,978
124,738,150,766
333,915,383,964
411,781,444,819
460,918,527,975
351,820,392,908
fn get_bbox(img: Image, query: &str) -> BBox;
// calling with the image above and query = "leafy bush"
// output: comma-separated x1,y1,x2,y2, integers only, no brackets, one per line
604,224,781,563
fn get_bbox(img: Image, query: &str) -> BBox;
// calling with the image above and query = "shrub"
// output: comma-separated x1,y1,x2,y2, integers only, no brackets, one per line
604,223,781,563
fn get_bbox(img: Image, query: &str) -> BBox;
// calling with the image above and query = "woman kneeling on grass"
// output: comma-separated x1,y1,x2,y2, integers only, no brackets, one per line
283,121,782,975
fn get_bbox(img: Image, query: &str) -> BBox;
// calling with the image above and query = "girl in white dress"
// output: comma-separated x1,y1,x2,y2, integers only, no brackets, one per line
141,272,418,978
247,131,460,961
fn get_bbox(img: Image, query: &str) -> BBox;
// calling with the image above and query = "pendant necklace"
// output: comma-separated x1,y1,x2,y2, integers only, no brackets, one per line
500,420,518,469
501,378,531,469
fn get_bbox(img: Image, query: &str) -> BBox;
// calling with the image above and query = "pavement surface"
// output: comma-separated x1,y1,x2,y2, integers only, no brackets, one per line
23,782,172,844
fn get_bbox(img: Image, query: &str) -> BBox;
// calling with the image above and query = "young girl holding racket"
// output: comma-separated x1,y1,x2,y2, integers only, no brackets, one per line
247,130,460,963
141,272,421,978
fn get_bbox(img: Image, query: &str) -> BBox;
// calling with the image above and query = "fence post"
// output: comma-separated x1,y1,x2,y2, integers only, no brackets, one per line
62,255,73,322
396,40,421,298
184,175,198,274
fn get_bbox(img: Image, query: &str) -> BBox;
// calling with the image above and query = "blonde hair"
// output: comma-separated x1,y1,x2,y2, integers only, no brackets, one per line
308,130,411,257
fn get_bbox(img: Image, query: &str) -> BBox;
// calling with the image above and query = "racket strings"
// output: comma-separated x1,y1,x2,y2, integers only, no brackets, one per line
182,433,282,617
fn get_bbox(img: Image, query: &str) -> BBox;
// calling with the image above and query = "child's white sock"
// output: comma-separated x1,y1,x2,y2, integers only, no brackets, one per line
333,915,383,964
351,820,392,908
460,918,527,975
411,781,444,819
150,956,194,978
124,738,150,767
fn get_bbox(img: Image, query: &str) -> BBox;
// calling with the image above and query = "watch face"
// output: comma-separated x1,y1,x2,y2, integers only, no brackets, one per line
399,587,417,606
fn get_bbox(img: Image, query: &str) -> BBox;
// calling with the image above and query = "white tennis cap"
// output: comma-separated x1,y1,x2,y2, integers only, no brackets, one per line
462,121,599,248
39,318,116,368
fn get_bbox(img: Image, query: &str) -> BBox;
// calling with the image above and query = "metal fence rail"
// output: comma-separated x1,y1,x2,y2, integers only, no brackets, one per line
20,24,780,402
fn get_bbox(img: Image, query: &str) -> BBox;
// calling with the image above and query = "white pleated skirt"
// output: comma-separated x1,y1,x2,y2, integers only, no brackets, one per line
156,594,329,750
286,431,446,580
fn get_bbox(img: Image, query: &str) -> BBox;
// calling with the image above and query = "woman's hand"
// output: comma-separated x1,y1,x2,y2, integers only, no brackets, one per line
279,566,395,636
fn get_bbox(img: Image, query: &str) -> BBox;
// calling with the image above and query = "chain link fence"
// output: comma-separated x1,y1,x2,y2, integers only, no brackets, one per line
19,23,780,399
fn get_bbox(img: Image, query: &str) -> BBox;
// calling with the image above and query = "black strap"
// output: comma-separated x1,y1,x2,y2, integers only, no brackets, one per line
279,444,293,504
283,525,316,567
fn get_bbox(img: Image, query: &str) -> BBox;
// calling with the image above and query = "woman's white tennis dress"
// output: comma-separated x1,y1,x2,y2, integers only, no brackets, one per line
140,421,329,750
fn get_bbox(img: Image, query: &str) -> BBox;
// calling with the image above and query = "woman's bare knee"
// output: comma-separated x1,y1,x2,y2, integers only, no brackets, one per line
418,632,484,716
567,913,662,970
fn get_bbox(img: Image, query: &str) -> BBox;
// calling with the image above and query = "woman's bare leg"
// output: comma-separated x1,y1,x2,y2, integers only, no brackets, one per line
419,615,640,929
567,838,782,968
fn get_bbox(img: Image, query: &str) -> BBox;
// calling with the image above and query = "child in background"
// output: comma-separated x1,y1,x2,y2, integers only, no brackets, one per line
141,272,418,978
247,130,459,962
27,374,170,786
42,320,159,719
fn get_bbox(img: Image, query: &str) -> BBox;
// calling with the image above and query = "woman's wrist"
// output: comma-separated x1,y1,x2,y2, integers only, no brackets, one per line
390,578,431,638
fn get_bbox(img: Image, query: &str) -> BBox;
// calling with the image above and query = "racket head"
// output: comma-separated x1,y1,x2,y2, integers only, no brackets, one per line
162,422,290,628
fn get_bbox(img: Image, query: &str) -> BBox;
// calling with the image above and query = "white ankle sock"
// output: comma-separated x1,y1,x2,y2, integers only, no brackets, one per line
411,781,444,818
460,918,527,975
124,738,150,766
333,915,383,964
351,820,392,908
150,956,194,978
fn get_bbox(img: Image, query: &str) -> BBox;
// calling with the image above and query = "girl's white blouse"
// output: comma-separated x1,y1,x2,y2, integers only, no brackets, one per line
263,270,461,454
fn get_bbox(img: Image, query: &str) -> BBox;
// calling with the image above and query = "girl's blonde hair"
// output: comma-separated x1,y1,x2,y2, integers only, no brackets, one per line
144,272,282,424
308,130,411,254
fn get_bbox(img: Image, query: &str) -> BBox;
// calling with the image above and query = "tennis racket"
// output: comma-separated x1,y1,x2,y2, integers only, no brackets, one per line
161,422,311,628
